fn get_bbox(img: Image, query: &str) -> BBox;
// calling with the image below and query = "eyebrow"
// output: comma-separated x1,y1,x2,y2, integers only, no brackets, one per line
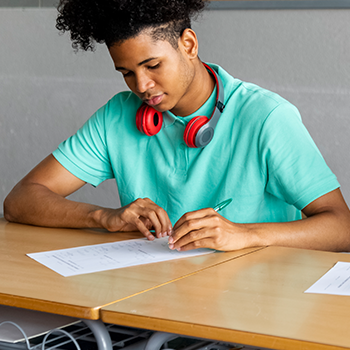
115,57,158,71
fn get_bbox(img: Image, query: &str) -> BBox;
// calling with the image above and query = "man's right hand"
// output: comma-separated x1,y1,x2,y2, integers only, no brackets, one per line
4,154,172,240
97,198,172,240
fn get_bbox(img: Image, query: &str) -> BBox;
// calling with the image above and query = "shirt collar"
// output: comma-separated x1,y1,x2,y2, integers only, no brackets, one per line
163,85,218,127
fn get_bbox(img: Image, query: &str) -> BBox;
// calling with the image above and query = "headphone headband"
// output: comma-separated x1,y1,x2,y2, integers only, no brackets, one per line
191,63,225,148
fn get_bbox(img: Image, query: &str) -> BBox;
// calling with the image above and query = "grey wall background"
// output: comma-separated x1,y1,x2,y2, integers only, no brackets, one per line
1,7,350,211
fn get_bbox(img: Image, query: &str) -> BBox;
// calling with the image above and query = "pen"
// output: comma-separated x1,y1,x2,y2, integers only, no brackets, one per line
213,198,232,212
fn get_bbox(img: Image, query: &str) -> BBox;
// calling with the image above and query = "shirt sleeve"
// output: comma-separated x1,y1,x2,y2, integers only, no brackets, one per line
52,103,114,187
259,103,340,210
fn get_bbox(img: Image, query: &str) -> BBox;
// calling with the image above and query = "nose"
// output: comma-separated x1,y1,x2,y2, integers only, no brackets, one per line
135,72,155,94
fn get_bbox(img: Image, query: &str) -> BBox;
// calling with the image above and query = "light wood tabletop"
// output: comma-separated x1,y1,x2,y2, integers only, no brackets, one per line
0,218,262,320
101,246,350,350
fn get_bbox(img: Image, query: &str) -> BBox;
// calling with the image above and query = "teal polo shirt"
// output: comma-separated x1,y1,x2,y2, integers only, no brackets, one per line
53,63,339,225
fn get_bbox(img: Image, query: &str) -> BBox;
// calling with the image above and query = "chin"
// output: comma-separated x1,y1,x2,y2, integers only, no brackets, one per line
153,105,167,112
155,103,173,113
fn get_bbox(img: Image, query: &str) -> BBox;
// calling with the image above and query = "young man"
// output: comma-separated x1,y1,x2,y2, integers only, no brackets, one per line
4,0,350,252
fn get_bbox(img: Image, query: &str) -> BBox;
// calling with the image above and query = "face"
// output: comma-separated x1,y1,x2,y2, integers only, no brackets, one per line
108,30,198,116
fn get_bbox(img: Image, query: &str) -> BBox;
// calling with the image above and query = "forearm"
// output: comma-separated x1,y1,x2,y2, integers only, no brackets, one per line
170,189,350,252
4,183,173,238
4,182,105,229
242,210,350,252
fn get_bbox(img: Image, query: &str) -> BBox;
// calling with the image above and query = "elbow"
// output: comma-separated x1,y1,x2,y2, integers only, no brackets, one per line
3,194,19,223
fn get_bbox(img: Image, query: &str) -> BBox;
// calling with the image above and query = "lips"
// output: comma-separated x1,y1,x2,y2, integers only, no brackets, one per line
144,94,164,106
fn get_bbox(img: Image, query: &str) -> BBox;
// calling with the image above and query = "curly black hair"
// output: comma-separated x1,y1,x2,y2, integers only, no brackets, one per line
56,0,207,51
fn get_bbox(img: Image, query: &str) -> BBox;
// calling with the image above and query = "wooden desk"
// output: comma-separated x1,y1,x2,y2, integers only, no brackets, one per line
0,218,260,320
101,246,350,350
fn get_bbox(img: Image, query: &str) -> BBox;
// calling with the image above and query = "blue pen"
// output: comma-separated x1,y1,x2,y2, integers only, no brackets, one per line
213,198,232,212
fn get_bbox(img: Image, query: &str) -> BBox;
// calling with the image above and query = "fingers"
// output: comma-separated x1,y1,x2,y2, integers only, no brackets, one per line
169,208,220,250
169,229,217,251
119,198,172,240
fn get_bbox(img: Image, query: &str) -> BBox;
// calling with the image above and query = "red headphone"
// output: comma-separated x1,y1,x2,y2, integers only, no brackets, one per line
135,63,225,148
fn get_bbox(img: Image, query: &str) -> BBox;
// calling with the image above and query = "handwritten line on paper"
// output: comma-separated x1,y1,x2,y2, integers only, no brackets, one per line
27,237,214,277
304,261,350,296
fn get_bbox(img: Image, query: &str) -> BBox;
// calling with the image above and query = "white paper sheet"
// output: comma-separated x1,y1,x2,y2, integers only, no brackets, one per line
305,261,350,295
27,237,214,277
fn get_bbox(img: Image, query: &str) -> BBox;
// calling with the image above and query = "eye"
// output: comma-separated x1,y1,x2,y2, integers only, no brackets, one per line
148,63,160,70
122,71,133,77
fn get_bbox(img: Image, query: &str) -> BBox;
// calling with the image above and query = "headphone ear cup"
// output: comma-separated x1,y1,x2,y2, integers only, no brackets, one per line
136,104,147,133
183,116,209,148
136,103,163,136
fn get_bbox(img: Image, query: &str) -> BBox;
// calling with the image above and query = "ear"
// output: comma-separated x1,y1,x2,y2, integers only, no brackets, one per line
179,28,198,60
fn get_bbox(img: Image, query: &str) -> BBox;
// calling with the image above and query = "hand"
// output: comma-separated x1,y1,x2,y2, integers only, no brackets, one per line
99,198,172,240
168,208,246,251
